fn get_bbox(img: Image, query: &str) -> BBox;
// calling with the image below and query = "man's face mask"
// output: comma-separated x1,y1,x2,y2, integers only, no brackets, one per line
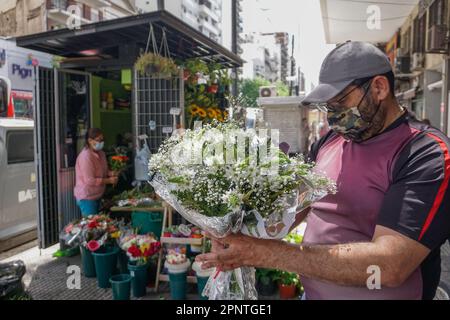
325,80,385,143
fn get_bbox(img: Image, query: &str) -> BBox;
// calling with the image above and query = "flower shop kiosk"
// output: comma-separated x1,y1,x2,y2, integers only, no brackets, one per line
15,10,243,250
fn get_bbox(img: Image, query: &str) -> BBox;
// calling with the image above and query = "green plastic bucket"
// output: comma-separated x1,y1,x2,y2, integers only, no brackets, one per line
169,272,187,300
80,246,96,278
128,262,149,298
196,276,209,300
92,246,119,289
131,212,163,238
110,274,132,300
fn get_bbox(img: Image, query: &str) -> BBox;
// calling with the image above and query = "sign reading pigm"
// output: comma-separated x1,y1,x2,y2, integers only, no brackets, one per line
18,189,37,203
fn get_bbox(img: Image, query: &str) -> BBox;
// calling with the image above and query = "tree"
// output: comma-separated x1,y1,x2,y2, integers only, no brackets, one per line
239,78,290,108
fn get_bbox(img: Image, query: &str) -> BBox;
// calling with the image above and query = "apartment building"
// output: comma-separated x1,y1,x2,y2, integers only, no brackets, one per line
0,0,137,36
136,0,225,45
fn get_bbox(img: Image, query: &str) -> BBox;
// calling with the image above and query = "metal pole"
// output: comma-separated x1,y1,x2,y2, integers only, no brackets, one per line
442,58,449,134
157,0,165,11
442,5,450,136
231,0,238,96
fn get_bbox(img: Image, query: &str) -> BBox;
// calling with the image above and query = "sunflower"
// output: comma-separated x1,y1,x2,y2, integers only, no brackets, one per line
207,108,218,119
189,105,200,116
197,108,207,118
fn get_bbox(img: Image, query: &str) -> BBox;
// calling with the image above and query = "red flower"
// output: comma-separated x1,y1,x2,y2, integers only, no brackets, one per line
88,220,99,229
87,240,100,252
128,245,142,258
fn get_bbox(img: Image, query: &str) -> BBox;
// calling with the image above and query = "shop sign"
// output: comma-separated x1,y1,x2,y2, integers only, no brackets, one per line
12,90,33,100
170,107,181,115
8,56,34,91
162,127,173,134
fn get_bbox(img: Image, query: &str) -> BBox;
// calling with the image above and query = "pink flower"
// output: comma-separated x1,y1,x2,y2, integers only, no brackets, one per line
64,224,73,234
87,240,100,252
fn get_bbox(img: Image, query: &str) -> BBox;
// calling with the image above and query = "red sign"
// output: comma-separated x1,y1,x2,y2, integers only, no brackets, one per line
12,90,33,100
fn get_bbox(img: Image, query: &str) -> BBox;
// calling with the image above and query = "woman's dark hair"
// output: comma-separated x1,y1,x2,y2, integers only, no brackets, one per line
85,128,103,148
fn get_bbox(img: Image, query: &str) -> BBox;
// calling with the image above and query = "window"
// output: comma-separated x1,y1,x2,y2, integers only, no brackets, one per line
413,14,426,53
429,0,447,27
7,131,34,164
83,4,91,20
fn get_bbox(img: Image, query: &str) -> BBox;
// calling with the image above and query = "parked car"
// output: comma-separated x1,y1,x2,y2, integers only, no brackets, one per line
0,118,37,251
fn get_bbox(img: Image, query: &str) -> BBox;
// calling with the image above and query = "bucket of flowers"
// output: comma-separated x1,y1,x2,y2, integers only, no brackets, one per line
60,215,121,283
164,248,191,300
119,232,161,298
149,120,336,300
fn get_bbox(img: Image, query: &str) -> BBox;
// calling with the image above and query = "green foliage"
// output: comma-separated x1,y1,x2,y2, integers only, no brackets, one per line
134,52,179,78
273,270,300,286
255,268,278,286
239,78,290,108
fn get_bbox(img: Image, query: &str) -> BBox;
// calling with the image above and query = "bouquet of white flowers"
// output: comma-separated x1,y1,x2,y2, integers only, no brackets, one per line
149,121,336,300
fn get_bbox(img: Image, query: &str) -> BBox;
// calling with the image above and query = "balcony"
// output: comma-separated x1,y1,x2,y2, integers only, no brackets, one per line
200,18,220,35
199,0,220,23
76,0,111,10
47,0,90,26
182,11,199,29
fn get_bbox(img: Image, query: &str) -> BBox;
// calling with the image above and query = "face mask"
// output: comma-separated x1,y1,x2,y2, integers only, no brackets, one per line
327,83,383,143
94,141,104,151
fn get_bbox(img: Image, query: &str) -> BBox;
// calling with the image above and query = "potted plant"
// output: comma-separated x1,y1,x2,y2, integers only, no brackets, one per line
255,268,278,296
274,271,299,300
135,52,179,78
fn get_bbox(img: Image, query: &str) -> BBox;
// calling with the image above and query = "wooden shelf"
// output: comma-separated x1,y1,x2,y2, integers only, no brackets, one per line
161,237,203,245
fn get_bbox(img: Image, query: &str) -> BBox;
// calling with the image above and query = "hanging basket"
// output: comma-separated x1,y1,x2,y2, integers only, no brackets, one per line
135,24,179,79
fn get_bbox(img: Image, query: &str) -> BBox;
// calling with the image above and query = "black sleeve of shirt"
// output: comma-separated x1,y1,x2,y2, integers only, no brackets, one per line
308,130,336,163
377,131,450,250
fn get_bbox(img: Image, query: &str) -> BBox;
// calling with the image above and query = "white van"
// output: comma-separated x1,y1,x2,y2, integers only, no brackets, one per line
0,118,37,251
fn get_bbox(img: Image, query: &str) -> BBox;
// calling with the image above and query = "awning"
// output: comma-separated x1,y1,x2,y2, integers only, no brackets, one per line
320,0,419,44
15,10,243,69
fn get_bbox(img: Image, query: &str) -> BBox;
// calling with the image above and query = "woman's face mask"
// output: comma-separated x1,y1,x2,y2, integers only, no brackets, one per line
90,137,104,151
326,80,385,143
94,141,105,151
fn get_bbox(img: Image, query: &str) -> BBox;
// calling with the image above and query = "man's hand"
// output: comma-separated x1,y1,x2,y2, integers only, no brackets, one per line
196,225,431,288
196,234,266,271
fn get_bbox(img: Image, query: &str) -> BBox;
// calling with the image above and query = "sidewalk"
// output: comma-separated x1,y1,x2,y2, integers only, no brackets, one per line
1,241,449,300
0,243,190,300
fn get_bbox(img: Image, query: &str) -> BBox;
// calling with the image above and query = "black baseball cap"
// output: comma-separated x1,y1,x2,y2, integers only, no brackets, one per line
302,41,393,106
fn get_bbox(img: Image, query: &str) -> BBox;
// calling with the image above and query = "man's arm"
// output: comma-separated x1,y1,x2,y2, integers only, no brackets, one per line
197,225,430,288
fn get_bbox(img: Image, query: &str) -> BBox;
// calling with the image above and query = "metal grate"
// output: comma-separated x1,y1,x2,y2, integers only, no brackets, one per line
35,67,59,248
134,70,184,154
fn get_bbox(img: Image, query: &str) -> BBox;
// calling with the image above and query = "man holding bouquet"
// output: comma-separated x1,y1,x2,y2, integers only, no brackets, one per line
197,41,450,300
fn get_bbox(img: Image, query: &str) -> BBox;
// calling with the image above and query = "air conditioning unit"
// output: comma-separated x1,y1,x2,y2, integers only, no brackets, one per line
259,86,277,98
427,25,449,54
411,52,425,71
395,56,411,74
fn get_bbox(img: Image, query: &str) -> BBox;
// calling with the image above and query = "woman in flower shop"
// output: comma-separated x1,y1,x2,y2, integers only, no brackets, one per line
74,128,119,216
